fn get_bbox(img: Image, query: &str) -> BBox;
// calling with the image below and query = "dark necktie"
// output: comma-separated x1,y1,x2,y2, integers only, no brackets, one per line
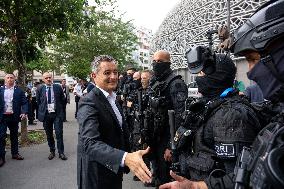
47,87,51,104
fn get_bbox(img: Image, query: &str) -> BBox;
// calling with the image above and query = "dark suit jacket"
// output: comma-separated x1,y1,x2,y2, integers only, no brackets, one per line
77,87,130,189
0,86,28,123
36,84,65,122
61,84,70,104
86,82,95,93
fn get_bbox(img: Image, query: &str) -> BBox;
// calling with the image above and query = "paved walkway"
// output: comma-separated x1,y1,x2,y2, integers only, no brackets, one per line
0,96,154,189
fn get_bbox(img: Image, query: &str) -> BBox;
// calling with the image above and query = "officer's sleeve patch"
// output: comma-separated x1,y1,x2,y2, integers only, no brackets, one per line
177,92,186,102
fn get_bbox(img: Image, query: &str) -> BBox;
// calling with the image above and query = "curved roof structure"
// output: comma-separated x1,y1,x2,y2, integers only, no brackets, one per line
151,0,269,70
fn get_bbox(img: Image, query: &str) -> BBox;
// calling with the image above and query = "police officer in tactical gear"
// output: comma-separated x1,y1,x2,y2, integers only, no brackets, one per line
159,1,284,188
161,53,262,189
131,70,152,152
131,70,157,186
232,0,284,102
231,0,284,188
148,50,188,187
119,68,138,133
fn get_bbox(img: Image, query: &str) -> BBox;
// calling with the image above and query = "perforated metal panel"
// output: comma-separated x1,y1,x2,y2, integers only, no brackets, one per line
150,0,269,70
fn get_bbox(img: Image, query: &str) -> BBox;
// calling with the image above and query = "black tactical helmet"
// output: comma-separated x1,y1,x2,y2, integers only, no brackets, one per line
231,0,284,56
186,46,216,75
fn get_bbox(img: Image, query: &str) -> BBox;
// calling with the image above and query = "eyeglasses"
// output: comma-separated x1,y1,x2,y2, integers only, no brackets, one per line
45,77,52,79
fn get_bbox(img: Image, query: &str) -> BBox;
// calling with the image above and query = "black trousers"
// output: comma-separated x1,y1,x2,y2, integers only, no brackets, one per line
152,144,171,186
43,113,64,154
28,99,34,123
63,101,67,121
1,114,20,156
31,97,38,119
98,169,123,189
75,96,80,118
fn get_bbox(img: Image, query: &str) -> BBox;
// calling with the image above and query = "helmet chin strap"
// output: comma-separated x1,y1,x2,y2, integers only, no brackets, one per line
261,55,284,84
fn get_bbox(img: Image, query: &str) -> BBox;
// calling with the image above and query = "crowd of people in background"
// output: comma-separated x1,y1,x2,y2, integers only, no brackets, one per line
0,57,268,182
0,58,267,178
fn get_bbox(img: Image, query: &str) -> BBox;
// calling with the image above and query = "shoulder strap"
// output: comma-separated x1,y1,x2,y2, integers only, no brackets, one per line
162,74,182,92
203,99,226,122
151,74,182,93
207,95,258,121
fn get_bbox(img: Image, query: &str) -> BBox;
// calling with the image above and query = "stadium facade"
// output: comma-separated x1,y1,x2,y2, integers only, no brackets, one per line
150,0,269,86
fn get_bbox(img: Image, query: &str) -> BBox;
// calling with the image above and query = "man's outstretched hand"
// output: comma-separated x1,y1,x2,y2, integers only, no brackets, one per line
159,171,208,189
125,146,152,183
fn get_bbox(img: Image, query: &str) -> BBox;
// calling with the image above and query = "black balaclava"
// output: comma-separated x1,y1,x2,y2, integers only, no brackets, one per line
152,62,171,79
247,43,284,101
195,54,237,99
125,75,133,83
133,79,142,89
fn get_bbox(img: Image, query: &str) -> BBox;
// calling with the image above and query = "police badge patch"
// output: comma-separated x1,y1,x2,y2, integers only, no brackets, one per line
215,143,236,158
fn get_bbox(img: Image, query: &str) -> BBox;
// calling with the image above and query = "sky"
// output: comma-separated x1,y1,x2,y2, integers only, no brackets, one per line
89,0,180,33
115,0,179,32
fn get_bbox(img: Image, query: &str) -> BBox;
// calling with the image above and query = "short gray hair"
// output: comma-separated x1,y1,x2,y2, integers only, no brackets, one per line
91,55,117,73
141,69,153,76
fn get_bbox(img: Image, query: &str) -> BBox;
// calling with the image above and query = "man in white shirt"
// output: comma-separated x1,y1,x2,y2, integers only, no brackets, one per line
0,73,28,167
73,79,84,119
61,79,70,122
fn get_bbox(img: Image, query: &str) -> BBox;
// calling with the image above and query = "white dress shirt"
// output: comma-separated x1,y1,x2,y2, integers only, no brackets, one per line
97,87,122,128
4,85,15,114
73,83,83,97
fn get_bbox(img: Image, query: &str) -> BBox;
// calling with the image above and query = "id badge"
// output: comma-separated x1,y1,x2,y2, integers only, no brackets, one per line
48,103,55,113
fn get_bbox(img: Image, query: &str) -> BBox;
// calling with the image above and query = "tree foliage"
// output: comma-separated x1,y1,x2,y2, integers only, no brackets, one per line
49,4,138,79
0,0,138,81
26,52,58,74
0,0,86,86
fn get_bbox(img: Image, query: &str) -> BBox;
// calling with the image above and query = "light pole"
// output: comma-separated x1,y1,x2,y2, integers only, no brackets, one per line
227,0,231,54
227,0,231,34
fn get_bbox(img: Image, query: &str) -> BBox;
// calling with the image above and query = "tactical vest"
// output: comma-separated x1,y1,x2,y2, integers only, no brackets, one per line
247,111,284,188
148,74,182,143
185,94,261,180
149,74,182,111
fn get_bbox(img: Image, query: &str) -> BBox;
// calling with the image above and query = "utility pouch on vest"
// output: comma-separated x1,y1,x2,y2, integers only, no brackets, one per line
186,152,215,180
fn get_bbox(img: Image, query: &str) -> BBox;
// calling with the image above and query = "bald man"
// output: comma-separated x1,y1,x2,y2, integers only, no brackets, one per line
147,50,188,186
36,72,67,160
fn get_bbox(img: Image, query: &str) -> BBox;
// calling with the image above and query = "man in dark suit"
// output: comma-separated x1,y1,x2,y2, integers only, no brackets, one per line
31,82,40,121
0,73,28,167
77,55,152,189
61,79,70,122
37,72,67,160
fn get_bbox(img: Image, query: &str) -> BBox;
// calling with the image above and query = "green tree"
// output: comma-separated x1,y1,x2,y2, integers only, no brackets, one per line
26,52,58,74
50,5,138,79
0,0,89,86
0,0,91,144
